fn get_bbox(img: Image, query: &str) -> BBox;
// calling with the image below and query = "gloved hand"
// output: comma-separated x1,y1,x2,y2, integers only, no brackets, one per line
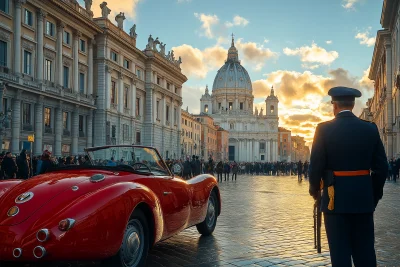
309,188,318,200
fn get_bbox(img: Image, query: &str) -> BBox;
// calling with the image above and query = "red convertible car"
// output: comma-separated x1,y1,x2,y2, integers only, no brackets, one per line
0,145,221,267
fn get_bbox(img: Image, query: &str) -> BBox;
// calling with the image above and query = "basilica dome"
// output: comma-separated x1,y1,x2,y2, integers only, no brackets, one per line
212,37,252,91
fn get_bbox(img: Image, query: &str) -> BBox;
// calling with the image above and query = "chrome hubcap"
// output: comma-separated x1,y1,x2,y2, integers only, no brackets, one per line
121,219,144,267
206,197,216,228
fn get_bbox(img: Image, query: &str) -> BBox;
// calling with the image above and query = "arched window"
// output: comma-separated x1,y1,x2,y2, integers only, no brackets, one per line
230,123,235,130
270,105,275,114
204,104,208,113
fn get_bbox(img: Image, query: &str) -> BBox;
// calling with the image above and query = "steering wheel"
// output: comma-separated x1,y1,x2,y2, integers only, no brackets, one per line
132,162,152,173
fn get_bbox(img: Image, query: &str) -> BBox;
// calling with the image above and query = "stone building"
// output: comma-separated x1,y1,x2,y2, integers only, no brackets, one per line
92,4,186,160
181,107,201,158
200,36,279,162
278,127,291,162
0,0,100,156
194,114,218,160
291,135,310,162
366,0,400,158
0,0,187,159
216,126,229,162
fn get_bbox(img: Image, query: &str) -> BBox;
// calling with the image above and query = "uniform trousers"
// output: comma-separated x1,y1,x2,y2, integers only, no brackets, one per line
324,213,376,267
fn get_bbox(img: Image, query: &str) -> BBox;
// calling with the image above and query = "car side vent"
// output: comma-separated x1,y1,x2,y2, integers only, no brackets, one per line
90,174,105,183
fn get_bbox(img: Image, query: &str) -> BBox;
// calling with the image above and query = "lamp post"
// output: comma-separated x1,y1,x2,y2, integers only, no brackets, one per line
0,82,11,152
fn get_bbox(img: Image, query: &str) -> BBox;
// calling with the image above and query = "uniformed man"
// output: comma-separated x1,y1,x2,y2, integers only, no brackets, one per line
309,86,388,267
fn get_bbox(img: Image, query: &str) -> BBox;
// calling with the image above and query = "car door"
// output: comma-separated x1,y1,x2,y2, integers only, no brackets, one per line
158,176,191,237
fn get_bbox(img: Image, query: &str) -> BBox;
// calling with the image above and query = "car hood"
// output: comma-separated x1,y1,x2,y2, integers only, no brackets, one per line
0,172,91,226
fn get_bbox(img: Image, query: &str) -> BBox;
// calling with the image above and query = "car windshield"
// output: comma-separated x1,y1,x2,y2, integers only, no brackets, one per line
86,146,170,176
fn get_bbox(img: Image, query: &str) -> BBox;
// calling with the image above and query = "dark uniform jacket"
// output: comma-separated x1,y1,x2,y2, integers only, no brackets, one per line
309,111,388,213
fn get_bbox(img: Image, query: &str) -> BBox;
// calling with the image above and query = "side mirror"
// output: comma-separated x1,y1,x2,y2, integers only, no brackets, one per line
171,163,182,177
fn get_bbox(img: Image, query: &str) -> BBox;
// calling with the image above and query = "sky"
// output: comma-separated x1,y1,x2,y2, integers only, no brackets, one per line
78,0,381,146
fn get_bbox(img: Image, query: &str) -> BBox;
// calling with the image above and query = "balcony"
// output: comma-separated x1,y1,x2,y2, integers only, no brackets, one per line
259,149,265,153
123,108,130,114
63,129,71,136
22,124,33,132
0,66,18,83
44,127,53,134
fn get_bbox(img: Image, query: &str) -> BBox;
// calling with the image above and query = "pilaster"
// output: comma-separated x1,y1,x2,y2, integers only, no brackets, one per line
11,93,22,154
86,113,93,148
385,39,394,158
88,40,94,95
118,72,124,113
13,0,26,75
56,21,65,86
73,30,81,93
71,107,79,155
54,105,62,157
36,9,46,82
34,96,44,155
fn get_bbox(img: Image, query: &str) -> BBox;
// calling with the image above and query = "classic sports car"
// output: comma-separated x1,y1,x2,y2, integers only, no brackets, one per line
0,145,221,267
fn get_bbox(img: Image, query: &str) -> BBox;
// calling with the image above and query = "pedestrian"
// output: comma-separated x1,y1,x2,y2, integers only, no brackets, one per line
17,149,30,179
182,156,192,180
223,161,230,181
1,152,17,179
309,86,388,267
216,161,223,182
231,161,238,181
38,150,55,174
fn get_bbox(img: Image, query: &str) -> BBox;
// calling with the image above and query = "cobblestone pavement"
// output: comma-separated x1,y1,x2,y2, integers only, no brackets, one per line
7,175,400,267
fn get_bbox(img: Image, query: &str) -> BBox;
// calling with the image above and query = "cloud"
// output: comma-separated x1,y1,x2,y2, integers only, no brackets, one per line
359,66,374,91
252,67,373,144
194,13,219,39
182,85,205,114
342,0,359,10
301,63,320,70
355,28,376,47
177,0,191,2
172,44,226,79
326,40,332,44
85,0,142,20
283,42,339,66
225,15,249,27
236,39,279,71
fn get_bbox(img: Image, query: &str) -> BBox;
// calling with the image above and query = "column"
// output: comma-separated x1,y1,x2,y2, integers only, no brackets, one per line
153,94,157,121
71,109,79,155
162,95,166,126
34,99,44,155
254,140,259,161
13,0,23,74
266,140,270,162
86,113,93,148
118,73,123,113
235,97,239,111
36,9,46,82
54,107,62,157
88,40,93,95
385,40,394,158
56,21,65,85
105,65,112,109
73,31,80,93
11,98,21,154
131,80,136,117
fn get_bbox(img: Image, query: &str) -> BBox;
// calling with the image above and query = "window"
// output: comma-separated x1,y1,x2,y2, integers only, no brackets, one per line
22,103,31,124
157,77,160,85
156,100,160,119
63,66,69,88
270,105,275,114
260,143,265,149
111,125,116,138
204,104,208,113
229,102,233,110
63,31,70,45
136,69,141,79
124,86,128,109
44,59,52,81
79,39,86,52
44,107,51,127
79,72,85,93
46,21,55,36
0,0,9,13
218,103,221,110
79,115,84,132
166,106,170,122
136,131,141,144
123,124,129,140
63,112,68,129
167,83,170,90
174,87,177,94
111,51,118,62
23,51,32,75
0,40,6,67
174,108,177,125
136,97,140,116
24,9,33,26
123,59,130,69
230,123,234,130
111,81,116,104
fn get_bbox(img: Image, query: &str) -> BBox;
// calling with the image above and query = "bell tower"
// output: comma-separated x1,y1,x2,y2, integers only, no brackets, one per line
200,85,212,114
265,86,279,117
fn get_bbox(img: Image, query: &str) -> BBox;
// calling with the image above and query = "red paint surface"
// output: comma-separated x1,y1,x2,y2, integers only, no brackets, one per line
0,169,219,262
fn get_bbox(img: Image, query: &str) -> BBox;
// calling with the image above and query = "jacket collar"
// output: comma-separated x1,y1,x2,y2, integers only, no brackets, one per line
335,110,356,118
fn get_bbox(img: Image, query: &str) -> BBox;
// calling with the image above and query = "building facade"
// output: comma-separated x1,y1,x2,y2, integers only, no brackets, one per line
291,135,310,162
278,127,291,162
0,0,100,156
0,0,187,159
200,36,279,162
216,126,229,162
181,108,201,158
366,0,400,158
194,114,218,160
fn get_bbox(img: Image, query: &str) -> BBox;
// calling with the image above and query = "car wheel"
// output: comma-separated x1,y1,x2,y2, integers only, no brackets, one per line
196,191,218,236
103,209,149,267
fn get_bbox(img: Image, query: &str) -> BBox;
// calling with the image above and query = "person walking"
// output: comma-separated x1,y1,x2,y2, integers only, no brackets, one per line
17,149,30,179
231,161,238,181
223,161,230,181
216,161,223,182
182,157,192,180
1,152,17,179
309,87,388,267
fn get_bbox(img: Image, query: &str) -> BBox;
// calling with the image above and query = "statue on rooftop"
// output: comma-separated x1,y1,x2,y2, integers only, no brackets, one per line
153,37,160,51
160,42,166,56
115,12,125,29
100,2,111,19
129,24,137,38
84,0,92,12
146,34,154,50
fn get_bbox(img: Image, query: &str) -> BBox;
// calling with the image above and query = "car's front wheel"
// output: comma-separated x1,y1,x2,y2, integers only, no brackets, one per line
196,191,218,236
103,209,149,267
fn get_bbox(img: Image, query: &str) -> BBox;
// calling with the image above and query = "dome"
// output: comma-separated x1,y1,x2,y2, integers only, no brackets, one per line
212,36,252,91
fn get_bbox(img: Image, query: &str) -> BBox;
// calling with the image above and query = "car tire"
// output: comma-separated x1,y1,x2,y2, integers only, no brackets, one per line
196,191,218,236
102,209,149,267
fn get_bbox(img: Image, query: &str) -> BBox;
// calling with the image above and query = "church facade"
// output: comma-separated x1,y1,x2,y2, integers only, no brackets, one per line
200,37,280,162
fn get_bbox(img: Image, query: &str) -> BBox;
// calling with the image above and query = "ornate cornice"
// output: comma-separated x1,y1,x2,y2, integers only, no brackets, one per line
0,29,11,42
22,41,35,52
37,9,47,21
14,0,27,9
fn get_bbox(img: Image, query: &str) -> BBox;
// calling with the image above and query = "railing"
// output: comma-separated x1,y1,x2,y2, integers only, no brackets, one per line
259,149,265,153
60,0,93,19
63,129,71,136
45,127,53,134
0,66,18,82
22,124,33,131
123,108,130,114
